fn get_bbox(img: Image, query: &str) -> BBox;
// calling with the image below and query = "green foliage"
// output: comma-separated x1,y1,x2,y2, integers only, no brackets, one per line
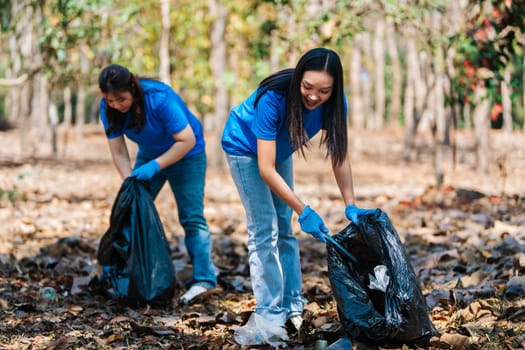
0,186,23,203
451,0,525,128
1,0,524,130
0,0,10,32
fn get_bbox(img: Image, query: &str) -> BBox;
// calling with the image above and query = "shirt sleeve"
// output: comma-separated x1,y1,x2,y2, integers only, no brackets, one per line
253,91,285,140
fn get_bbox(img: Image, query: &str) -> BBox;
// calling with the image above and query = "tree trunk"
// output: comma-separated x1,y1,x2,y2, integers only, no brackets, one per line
350,35,365,129
372,18,385,129
31,4,48,146
6,33,23,125
403,38,417,161
473,83,491,175
386,18,402,126
431,11,448,187
49,101,59,155
207,0,228,169
523,56,525,123
75,47,89,140
433,58,446,187
61,86,73,157
32,72,49,143
501,63,512,132
360,32,372,129
159,0,171,85
17,3,35,156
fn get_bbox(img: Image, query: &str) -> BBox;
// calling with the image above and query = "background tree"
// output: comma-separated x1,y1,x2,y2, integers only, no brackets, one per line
0,0,523,183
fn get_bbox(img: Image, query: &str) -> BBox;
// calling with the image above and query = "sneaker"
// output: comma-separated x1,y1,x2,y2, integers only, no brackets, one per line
179,285,208,305
289,315,303,332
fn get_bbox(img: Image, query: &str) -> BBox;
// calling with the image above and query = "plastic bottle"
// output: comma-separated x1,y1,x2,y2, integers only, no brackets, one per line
40,286,57,300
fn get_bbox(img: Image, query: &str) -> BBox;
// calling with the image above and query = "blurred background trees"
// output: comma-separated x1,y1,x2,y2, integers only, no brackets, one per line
0,0,523,182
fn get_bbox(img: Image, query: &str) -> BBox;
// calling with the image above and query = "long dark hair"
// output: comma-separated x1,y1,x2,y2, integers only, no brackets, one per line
98,64,146,134
255,48,347,166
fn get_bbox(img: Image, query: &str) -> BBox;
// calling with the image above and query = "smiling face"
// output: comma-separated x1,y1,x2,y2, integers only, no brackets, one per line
300,70,334,110
104,90,133,113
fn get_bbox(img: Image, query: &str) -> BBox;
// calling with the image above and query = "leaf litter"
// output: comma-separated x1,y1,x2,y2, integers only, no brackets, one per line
0,128,524,349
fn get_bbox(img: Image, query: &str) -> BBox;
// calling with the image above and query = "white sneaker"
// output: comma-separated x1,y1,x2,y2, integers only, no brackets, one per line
179,285,208,305
289,315,303,331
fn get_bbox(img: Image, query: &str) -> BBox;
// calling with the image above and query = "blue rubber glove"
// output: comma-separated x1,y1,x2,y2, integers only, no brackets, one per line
131,160,161,180
345,204,377,225
298,205,328,243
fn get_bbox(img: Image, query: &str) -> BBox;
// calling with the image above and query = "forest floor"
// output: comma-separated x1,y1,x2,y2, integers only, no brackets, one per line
0,126,524,349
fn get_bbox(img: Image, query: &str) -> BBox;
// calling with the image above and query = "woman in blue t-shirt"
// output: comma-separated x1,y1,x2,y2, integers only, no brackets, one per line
98,64,216,305
222,48,375,334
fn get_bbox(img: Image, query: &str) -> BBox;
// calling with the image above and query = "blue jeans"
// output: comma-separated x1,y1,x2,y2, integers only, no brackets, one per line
135,151,216,289
226,153,306,326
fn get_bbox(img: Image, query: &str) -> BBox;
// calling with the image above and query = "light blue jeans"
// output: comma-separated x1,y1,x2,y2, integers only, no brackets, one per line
135,151,216,289
226,153,306,326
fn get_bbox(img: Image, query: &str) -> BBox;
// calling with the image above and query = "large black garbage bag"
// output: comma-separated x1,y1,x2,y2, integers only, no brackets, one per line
327,209,439,347
97,177,175,307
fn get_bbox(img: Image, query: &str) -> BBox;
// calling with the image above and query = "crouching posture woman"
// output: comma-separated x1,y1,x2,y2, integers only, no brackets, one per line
98,64,216,305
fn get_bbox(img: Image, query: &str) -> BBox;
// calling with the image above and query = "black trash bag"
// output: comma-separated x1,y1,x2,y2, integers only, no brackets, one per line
97,177,175,307
327,209,439,347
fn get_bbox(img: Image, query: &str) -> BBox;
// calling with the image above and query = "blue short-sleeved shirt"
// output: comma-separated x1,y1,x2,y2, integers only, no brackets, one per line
221,89,346,162
100,79,205,160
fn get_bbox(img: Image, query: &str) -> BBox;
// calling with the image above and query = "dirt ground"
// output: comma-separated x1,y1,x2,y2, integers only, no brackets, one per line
0,126,524,349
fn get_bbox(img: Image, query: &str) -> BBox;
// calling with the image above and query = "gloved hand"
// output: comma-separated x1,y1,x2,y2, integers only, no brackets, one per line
298,205,328,243
131,160,161,180
345,204,377,226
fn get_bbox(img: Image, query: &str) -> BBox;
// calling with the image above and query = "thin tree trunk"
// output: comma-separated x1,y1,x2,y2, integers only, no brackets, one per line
17,3,34,156
523,56,525,123
75,47,89,140
32,72,49,143
61,86,73,157
360,32,372,128
350,35,365,129
31,4,48,147
403,38,418,161
208,0,227,169
372,18,385,129
501,63,512,132
473,83,491,174
431,11,447,187
6,34,23,125
159,0,171,85
386,18,401,126
49,101,59,155
433,57,446,187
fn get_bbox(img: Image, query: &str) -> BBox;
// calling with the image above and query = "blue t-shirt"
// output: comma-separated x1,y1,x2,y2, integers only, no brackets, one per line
100,79,205,159
221,89,346,162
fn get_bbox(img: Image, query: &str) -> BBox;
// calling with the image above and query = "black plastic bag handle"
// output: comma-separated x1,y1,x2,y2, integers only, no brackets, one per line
323,232,358,264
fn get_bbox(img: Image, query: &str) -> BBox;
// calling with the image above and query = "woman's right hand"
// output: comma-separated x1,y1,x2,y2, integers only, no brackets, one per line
298,205,328,243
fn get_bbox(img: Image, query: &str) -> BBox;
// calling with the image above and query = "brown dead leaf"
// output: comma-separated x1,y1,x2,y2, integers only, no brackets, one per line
436,332,471,350
67,305,83,316
105,333,124,344
109,316,133,324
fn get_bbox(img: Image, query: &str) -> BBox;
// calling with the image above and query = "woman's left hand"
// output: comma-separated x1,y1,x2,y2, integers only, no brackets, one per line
345,205,377,225
131,160,161,180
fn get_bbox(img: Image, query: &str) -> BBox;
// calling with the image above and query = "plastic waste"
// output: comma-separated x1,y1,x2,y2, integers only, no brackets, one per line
234,313,289,347
97,177,175,307
326,209,439,347
327,337,353,349
369,265,390,292
40,286,57,300
314,339,328,350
